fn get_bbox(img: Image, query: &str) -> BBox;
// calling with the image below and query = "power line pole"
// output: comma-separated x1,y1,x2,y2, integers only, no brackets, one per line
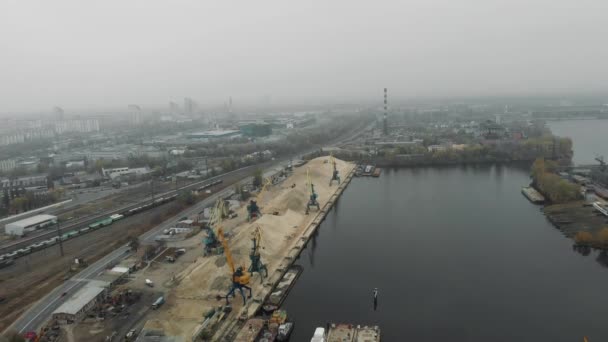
150,178,155,203
55,220,64,257
383,87,388,136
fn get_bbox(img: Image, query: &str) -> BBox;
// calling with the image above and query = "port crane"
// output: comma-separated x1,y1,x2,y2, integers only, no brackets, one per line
596,155,606,172
306,168,320,214
329,154,340,186
247,177,271,221
212,200,252,304
248,225,267,282
203,199,227,255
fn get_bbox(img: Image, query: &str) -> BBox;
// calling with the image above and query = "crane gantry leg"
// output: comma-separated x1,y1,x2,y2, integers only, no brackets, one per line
248,226,268,282
225,281,252,305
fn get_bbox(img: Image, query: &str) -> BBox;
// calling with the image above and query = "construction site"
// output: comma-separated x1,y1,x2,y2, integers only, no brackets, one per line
130,156,355,340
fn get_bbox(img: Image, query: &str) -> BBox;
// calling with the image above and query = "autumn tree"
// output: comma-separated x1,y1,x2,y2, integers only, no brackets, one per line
597,228,608,248
574,231,594,246
252,168,263,188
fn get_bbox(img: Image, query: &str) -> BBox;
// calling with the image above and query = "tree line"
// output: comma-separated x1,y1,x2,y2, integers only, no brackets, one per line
530,158,580,203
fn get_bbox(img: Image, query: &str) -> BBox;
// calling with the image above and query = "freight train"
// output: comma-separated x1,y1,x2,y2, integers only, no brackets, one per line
0,193,181,261
1,179,225,262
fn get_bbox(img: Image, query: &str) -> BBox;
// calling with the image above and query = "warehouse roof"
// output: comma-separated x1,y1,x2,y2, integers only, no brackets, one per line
6,214,57,228
53,280,108,315
187,130,240,138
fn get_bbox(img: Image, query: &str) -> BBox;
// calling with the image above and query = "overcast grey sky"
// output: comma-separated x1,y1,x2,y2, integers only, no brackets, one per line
1,0,607,112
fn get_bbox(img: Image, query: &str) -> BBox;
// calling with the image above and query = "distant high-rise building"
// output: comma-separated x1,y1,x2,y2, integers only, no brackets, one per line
184,97,194,115
128,104,143,126
169,102,180,114
53,106,64,120
383,88,388,135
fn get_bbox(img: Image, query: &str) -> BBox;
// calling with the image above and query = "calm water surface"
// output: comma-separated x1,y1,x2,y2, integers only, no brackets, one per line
548,119,608,165
283,165,608,341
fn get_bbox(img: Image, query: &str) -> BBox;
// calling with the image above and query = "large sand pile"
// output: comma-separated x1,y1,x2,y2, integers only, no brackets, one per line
146,157,354,338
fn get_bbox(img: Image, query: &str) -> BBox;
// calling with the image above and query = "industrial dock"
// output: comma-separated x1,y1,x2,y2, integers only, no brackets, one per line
135,156,359,341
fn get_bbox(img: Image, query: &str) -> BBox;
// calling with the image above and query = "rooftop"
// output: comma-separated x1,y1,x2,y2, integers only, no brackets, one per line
53,280,108,315
187,130,240,138
7,214,57,228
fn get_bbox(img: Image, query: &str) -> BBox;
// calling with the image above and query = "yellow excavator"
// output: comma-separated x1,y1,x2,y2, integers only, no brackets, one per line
213,200,252,304
247,177,271,221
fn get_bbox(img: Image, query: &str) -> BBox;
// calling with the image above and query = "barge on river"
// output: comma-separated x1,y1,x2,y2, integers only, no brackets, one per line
312,323,381,342
262,265,303,313
522,186,545,204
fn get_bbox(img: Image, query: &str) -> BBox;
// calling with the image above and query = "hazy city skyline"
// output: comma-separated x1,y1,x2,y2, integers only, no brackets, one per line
2,0,608,113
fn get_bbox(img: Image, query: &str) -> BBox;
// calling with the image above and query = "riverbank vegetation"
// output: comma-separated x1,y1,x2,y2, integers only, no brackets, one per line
530,158,580,203
574,228,608,249
323,136,574,167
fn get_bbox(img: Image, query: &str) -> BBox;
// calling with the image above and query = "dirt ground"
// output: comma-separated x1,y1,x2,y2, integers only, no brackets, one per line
544,201,608,237
143,157,355,340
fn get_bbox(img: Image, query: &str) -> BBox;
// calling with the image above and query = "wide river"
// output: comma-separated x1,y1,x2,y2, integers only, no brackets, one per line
548,119,608,165
283,164,608,341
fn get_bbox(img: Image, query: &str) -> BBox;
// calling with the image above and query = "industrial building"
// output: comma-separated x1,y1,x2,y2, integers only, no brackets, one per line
52,280,109,323
95,267,130,287
4,214,57,236
186,130,240,140
101,167,151,180
239,123,272,137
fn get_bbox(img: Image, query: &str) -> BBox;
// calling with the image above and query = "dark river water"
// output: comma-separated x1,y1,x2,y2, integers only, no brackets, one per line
548,119,608,165
283,165,608,341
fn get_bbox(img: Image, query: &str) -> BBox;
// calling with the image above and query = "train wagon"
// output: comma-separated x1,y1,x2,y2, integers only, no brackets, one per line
110,214,124,221
99,218,113,226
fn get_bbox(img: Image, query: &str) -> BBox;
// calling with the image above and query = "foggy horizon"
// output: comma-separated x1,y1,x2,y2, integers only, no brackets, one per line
2,0,608,113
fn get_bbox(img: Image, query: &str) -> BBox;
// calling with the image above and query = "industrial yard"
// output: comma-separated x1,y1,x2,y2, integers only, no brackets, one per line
127,156,355,340
0,173,244,333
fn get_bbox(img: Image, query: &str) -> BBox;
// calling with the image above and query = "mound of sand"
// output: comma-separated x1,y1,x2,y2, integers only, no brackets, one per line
146,156,355,338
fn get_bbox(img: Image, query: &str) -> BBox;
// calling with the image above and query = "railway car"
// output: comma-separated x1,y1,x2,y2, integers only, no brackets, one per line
110,214,124,221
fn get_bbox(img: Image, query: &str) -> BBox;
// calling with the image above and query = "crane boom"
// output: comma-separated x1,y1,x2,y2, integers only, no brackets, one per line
307,168,313,195
252,226,263,248
210,200,251,304
257,178,271,201
217,227,235,274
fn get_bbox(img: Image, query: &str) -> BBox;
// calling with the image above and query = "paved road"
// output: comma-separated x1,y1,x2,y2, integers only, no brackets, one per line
7,121,374,334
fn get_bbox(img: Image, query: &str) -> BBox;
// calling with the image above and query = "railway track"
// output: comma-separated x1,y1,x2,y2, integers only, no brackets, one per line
0,163,267,259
